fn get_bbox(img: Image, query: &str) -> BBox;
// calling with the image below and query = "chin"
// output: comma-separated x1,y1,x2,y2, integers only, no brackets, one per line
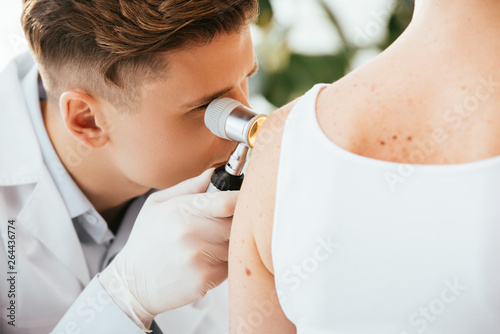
147,170,201,191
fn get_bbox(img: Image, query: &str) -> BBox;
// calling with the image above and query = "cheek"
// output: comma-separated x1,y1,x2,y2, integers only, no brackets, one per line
138,115,210,161
111,113,219,188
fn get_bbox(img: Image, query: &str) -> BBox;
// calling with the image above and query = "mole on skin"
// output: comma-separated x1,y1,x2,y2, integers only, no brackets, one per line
245,268,252,276
382,135,412,145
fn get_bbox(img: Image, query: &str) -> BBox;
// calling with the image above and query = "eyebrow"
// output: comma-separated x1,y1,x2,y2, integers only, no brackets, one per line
183,61,259,109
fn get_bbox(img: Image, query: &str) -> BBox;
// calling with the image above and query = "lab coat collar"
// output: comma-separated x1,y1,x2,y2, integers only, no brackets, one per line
0,53,91,285
0,53,42,185
17,163,92,285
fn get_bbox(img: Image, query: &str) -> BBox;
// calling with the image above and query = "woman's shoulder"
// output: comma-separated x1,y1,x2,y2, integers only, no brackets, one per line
233,98,298,274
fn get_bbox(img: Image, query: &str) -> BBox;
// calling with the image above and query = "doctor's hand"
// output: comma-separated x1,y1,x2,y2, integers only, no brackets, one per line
98,168,238,330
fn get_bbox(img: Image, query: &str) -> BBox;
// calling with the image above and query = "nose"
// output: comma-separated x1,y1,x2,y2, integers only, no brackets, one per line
226,80,250,108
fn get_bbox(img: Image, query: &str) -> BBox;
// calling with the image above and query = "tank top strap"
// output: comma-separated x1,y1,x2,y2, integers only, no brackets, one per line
286,83,329,130
275,83,329,188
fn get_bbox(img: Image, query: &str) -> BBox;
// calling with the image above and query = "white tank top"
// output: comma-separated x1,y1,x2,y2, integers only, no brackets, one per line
272,84,500,334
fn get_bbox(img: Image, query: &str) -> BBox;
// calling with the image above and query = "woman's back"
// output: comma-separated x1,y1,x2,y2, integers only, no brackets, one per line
228,2,500,333
317,1,500,166
272,84,500,333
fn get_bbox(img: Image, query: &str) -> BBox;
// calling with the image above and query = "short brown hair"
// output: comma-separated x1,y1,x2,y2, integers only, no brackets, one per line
22,0,258,109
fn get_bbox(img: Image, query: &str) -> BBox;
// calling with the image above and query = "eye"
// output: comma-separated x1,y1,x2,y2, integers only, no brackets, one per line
187,103,210,115
193,103,210,112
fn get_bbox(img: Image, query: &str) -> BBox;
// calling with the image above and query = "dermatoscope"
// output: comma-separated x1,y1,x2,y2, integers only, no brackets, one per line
204,98,268,192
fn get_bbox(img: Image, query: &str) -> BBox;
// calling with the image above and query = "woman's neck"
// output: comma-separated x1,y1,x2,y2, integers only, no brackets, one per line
400,0,500,70
414,0,500,28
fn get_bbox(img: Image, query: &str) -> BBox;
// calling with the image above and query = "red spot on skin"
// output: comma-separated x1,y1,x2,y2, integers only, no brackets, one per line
245,268,251,276
461,86,467,91
242,239,245,244
371,84,376,92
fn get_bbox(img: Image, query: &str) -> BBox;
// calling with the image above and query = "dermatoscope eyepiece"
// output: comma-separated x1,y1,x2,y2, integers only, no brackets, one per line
205,98,267,149
204,98,268,192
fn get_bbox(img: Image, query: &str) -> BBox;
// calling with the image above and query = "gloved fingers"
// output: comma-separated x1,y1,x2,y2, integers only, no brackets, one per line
207,263,229,288
192,268,228,301
187,216,232,244
188,239,229,264
184,191,240,219
202,246,229,263
197,263,229,295
149,168,215,203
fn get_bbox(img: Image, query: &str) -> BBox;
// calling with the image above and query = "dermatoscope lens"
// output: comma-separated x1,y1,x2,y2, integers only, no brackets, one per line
247,116,267,148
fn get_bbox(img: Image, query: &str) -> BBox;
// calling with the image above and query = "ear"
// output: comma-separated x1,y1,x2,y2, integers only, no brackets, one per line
59,91,110,148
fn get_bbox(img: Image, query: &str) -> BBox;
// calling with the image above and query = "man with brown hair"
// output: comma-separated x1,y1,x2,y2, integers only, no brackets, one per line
0,0,258,333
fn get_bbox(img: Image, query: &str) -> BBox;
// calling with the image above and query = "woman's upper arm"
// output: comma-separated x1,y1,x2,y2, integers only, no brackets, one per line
228,102,297,334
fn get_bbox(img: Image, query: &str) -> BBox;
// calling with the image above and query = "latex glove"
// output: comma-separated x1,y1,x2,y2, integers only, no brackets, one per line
99,168,238,331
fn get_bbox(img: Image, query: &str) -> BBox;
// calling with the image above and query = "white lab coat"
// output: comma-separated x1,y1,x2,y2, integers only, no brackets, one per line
0,52,229,334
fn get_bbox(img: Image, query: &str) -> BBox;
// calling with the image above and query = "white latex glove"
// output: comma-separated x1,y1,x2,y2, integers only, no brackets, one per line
99,168,238,331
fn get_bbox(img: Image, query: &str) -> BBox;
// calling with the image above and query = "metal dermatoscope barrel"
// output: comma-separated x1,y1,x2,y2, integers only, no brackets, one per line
204,98,268,192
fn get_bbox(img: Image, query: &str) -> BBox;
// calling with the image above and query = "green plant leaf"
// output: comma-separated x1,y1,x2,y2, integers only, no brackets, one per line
257,0,273,27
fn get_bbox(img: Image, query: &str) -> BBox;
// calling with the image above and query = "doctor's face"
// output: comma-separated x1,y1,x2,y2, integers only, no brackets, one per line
104,26,256,189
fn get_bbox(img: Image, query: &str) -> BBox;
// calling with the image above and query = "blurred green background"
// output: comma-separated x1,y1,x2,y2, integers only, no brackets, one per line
250,0,414,110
